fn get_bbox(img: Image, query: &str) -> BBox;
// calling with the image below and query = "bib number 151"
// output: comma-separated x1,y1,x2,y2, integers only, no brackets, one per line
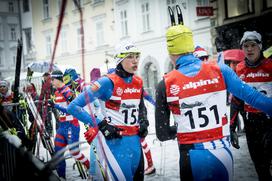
184,105,219,129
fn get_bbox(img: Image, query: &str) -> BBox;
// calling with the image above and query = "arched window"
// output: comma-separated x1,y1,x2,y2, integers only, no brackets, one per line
143,62,158,97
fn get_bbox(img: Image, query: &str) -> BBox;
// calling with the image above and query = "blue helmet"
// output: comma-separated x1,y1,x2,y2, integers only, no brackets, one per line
63,68,79,86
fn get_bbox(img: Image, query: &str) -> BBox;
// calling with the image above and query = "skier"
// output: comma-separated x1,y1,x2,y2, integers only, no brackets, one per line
50,70,90,179
105,68,156,175
63,68,104,180
232,31,272,181
37,72,54,137
155,23,272,181
0,80,13,104
67,41,149,180
193,46,209,62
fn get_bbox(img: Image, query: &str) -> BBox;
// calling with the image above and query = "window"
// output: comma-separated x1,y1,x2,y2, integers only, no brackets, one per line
0,24,3,40
43,0,50,19
226,0,253,18
12,54,16,65
45,34,52,56
9,24,17,41
264,0,272,8
76,27,82,50
196,0,209,6
120,10,128,37
23,0,29,12
24,28,32,52
57,0,62,15
141,2,150,32
61,28,68,53
144,62,158,97
96,21,105,46
9,2,14,12
0,49,3,66
57,0,66,15
73,0,83,9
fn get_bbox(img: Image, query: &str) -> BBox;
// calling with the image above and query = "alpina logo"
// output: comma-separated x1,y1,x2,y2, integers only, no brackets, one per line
247,72,269,78
182,78,219,90
124,88,141,94
170,85,180,95
116,87,123,96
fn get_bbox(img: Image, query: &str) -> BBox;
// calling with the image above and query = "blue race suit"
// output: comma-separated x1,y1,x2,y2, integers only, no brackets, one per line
67,73,146,180
155,54,272,181
53,85,89,178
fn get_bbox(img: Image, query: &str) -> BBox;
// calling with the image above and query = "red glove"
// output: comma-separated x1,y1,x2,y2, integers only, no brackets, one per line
84,127,98,144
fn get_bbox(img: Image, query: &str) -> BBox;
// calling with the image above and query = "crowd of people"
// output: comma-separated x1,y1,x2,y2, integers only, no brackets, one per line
0,21,271,181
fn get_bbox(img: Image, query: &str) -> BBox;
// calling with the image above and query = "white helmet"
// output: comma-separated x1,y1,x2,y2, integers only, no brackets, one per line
114,40,140,65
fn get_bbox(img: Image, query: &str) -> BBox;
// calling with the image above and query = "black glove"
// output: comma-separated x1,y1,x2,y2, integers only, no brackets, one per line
98,119,123,140
230,130,240,149
169,125,177,140
138,119,149,138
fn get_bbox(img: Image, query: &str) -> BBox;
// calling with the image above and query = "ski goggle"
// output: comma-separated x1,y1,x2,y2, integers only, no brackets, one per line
115,52,140,59
63,74,72,85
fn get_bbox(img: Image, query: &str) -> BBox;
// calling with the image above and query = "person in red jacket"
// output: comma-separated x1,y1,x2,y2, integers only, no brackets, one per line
0,80,13,104
232,31,272,181
50,70,90,179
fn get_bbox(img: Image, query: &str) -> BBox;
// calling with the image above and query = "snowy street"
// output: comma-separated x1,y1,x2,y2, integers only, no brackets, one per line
65,132,258,181
64,103,258,181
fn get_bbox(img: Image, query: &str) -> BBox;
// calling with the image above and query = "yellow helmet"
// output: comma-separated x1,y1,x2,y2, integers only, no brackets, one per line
166,25,194,55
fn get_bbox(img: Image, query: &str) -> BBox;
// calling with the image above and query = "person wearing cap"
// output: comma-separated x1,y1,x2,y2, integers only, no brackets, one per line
0,80,13,104
50,70,90,179
67,41,149,180
102,67,156,175
232,31,272,181
193,46,209,61
155,24,272,180
37,72,56,136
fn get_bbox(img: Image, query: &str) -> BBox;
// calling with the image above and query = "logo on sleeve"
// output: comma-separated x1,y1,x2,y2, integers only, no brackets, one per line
91,81,101,92
116,87,123,96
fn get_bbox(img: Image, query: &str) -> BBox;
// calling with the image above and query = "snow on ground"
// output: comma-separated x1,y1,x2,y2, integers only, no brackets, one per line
39,101,257,181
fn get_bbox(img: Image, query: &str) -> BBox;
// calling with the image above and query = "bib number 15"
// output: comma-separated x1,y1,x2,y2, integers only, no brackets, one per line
184,105,219,129
121,108,138,125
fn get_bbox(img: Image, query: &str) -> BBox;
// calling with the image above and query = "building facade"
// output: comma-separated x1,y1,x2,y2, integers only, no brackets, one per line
0,0,21,79
28,0,213,92
31,0,116,81
20,0,35,67
211,0,272,51
114,0,213,96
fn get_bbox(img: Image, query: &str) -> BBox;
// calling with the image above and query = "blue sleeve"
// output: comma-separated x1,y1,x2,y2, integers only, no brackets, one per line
54,104,68,113
67,77,114,126
220,64,272,116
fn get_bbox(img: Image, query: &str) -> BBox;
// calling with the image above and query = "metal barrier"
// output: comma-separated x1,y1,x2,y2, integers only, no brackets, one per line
0,132,60,181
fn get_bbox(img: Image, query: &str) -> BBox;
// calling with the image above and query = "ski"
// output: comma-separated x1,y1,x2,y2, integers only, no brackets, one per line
12,39,23,107
74,161,88,179
84,124,108,180
24,92,55,156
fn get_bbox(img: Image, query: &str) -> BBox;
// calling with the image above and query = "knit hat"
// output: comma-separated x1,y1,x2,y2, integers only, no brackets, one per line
0,80,8,88
240,31,262,49
166,24,194,55
51,70,63,82
193,46,209,58
114,40,140,65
